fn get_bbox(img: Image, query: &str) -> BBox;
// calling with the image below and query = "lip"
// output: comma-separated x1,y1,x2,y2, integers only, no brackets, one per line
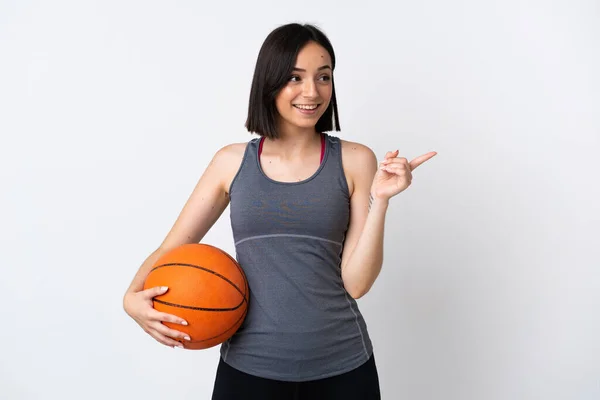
293,104,320,115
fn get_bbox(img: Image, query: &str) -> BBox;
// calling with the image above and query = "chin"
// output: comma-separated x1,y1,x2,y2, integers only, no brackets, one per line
295,119,319,127
295,114,324,126
278,112,323,131
293,122,318,131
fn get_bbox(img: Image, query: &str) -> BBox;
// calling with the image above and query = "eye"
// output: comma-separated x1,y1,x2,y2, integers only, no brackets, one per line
319,75,331,82
288,75,301,82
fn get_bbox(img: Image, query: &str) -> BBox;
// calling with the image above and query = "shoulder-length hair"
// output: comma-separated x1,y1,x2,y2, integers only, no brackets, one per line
245,23,341,139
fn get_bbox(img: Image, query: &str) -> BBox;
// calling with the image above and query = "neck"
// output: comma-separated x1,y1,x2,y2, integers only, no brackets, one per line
265,121,321,157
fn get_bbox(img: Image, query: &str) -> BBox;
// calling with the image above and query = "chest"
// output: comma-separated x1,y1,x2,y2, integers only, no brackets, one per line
229,179,350,243
259,155,322,183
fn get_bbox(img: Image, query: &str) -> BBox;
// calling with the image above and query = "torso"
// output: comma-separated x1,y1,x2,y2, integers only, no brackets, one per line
220,133,373,381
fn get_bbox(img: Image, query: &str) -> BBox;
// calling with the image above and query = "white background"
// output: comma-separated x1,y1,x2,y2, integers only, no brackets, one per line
1,1,599,399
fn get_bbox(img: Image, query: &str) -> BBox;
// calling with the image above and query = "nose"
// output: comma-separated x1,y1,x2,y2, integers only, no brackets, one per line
302,78,318,99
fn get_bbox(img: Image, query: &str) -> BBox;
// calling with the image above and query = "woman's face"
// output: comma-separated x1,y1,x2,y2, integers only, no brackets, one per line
275,41,333,133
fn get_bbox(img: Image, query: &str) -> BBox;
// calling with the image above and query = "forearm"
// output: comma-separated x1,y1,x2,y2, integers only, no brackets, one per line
341,195,389,298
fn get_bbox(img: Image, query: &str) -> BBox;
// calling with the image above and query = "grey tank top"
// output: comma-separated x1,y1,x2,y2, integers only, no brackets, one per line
220,133,373,381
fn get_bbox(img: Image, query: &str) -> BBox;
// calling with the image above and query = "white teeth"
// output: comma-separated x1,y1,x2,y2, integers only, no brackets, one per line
294,104,318,110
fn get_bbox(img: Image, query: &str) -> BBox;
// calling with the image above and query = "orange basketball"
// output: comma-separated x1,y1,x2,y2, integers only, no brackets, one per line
143,243,249,350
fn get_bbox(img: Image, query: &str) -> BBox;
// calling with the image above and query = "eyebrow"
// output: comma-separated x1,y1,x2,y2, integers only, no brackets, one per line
292,65,332,72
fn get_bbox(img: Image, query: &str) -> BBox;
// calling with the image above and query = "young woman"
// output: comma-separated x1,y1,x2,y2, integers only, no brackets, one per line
123,23,436,399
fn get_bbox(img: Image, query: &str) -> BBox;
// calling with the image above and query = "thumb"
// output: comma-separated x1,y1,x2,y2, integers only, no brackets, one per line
384,150,399,159
145,285,168,299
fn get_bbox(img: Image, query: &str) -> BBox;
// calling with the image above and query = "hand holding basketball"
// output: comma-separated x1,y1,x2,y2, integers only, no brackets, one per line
142,243,249,350
123,286,190,348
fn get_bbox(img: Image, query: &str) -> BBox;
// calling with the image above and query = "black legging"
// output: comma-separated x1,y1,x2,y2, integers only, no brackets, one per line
211,354,381,400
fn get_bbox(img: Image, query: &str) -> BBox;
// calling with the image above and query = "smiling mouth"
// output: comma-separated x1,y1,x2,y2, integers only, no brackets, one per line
293,104,320,110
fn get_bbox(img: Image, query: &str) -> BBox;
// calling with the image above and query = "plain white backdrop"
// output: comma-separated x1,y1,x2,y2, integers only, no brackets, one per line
1,0,598,399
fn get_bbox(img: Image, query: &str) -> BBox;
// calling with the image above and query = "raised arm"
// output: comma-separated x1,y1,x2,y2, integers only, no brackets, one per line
340,141,437,299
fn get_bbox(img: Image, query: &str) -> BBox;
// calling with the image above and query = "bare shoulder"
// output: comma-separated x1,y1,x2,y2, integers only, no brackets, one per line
340,139,378,195
157,141,248,249
340,139,377,164
213,142,247,164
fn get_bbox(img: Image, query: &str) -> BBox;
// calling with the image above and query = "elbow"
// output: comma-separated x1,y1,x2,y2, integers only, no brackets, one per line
345,283,370,299
342,271,371,299
350,290,366,299
342,265,379,299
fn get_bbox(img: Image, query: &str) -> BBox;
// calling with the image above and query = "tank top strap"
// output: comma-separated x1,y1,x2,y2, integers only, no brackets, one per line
228,137,260,196
322,133,350,199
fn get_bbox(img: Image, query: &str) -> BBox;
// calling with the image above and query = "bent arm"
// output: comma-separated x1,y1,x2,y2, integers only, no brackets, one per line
340,143,387,299
123,144,243,297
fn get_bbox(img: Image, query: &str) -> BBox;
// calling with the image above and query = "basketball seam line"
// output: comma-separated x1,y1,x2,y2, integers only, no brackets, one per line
214,248,249,296
153,298,245,312
178,305,249,344
151,262,248,303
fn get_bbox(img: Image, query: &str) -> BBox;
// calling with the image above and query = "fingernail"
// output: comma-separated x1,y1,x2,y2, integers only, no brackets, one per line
175,344,184,349
184,336,191,341
161,286,168,291
181,321,188,326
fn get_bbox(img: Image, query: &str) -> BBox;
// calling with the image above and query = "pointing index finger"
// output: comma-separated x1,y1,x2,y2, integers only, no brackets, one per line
409,151,437,171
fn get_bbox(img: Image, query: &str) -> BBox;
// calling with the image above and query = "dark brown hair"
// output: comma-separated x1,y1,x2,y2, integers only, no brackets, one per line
245,23,341,139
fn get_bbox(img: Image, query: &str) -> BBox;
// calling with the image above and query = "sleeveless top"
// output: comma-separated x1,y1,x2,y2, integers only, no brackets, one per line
220,133,373,382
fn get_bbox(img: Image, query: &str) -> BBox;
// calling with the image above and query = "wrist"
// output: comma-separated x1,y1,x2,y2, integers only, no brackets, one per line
369,191,389,209
370,187,390,202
